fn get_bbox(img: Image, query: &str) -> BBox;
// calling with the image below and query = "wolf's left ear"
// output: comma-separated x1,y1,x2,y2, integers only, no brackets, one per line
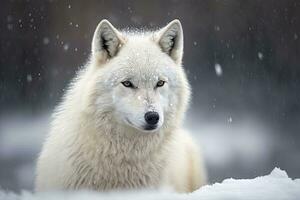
156,19,183,64
92,19,124,63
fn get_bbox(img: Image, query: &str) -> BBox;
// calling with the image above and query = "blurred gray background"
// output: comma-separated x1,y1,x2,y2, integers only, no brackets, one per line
0,0,300,192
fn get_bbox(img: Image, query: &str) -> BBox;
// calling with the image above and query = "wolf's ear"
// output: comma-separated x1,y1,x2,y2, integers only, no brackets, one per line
92,20,124,63
156,19,183,64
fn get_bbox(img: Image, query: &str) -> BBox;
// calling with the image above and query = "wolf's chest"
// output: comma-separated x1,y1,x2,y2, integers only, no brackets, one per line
67,154,166,191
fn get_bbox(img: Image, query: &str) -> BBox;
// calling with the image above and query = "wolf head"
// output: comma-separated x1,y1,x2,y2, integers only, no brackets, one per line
85,19,190,133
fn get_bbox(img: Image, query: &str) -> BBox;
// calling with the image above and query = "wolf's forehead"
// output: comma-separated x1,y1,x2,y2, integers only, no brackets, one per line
105,37,177,83
122,41,159,61
109,65,168,80
119,39,173,69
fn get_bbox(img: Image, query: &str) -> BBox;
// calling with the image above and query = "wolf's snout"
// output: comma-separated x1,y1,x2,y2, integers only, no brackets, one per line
144,111,159,125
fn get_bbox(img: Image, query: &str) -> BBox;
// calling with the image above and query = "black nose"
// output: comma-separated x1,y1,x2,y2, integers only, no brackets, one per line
144,111,159,125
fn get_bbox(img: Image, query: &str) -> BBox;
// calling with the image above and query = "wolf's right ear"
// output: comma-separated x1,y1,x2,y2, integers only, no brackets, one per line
91,20,124,63
156,19,184,65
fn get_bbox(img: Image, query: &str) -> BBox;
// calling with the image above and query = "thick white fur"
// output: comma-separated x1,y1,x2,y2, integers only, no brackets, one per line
35,19,206,193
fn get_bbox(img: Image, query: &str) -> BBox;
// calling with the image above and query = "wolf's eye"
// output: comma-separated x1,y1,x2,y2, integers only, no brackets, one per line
156,80,165,87
121,81,134,88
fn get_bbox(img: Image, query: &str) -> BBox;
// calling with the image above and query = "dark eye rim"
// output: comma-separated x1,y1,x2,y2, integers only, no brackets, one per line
156,80,166,87
121,81,134,88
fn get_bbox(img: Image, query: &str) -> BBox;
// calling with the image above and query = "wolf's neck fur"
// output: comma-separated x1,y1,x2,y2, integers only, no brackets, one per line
62,109,172,190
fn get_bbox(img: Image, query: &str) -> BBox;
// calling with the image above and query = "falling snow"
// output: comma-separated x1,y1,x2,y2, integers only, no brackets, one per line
26,74,32,82
294,33,298,40
63,44,69,51
258,52,264,60
43,37,50,45
214,25,220,31
7,24,13,30
7,15,13,22
214,63,223,76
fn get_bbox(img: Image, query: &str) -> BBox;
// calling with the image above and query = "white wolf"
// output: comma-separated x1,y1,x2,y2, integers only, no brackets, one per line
35,19,206,193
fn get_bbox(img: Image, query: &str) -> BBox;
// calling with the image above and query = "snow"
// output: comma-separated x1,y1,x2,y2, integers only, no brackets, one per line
63,44,69,51
7,24,13,31
227,116,233,123
258,52,264,60
0,168,299,200
294,33,298,40
26,74,32,82
214,63,223,76
0,113,49,157
43,37,50,45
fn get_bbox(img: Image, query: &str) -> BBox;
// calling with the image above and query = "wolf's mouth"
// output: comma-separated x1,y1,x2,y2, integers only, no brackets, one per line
144,124,157,131
125,118,158,132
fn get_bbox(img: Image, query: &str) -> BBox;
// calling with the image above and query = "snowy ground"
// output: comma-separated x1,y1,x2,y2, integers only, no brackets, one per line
0,168,299,200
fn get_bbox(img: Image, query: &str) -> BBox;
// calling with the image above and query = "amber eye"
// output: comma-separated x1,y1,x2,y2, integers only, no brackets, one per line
156,80,165,87
121,81,134,88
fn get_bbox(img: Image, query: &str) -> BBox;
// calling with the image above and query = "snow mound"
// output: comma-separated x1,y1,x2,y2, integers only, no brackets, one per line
0,168,299,200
